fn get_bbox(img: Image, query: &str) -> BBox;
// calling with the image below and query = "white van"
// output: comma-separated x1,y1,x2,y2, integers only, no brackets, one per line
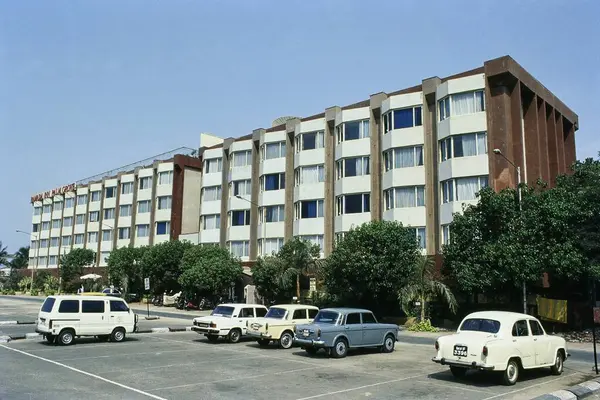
36,295,138,345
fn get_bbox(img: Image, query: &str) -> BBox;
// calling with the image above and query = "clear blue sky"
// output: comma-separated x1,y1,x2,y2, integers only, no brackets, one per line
1,0,598,253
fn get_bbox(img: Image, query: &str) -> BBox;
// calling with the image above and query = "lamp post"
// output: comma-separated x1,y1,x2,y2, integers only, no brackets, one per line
235,195,266,258
493,148,526,314
16,230,39,292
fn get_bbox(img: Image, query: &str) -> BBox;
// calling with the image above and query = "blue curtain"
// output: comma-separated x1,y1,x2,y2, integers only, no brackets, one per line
393,108,414,129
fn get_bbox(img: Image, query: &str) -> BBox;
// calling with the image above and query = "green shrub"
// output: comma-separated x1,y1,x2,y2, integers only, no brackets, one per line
45,289,56,296
407,319,439,332
7,289,15,295
30,289,39,296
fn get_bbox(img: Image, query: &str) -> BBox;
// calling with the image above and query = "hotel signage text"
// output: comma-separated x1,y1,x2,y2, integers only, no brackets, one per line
31,183,76,203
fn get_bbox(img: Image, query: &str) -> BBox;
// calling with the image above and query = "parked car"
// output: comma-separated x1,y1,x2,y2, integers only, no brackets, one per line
246,304,319,349
36,295,137,345
432,311,569,385
190,303,268,343
101,288,122,297
293,308,399,358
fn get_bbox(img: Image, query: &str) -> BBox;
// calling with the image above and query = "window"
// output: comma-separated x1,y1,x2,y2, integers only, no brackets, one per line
259,238,284,256
296,130,325,151
361,312,378,324
205,158,223,173
156,221,170,235
33,206,42,215
43,205,52,213
41,221,50,231
383,146,424,171
65,198,74,208
102,252,111,263
383,186,425,209
439,90,485,121
439,132,487,161
262,141,286,160
529,320,545,336
441,176,488,203
76,194,88,205
62,236,72,246
137,200,151,213
30,240,38,250
231,210,250,226
202,214,221,230
202,186,222,201
51,219,61,229
336,156,369,179
298,235,324,251
82,300,105,313
121,182,134,195
460,318,501,334
89,211,100,222
58,300,79,313
336,193,370,215
32,223,39,232
76,214,85,225
74,234,84,244
136,224,150,237
105,187,116,198
231,180,251,197
39,256,47,265
119,204,132,217
139,177,152,190
261,205,285,223
54,201,63,211
407,227,426,249
230,241,250,258
158,171,173,185
118,227,130,240
41,297,55,313
40,239,48,248
336,119,369,142
157,196,172,210
63,217,73,227
295,200,324,219
346,313,361,325
87,232,98,243
512,320,530,337
255,307,267,317
261,173,285,191
239,307,254,318
293,309,307,319
383,106,423,133
104,208,115,220
102,230,112,242
231,150,251,168
50,237,59,247
91,191,101,202
294,165,325,185
314,311,340,324
110,300,129,312
49,256,58,265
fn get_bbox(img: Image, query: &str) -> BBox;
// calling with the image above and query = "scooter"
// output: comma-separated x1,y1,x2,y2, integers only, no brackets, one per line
163,291,182,307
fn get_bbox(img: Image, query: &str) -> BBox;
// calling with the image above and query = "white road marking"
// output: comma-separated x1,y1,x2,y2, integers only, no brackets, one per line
480,373,577,400
414,379,493,394
55,348,196,361
0,344,167,400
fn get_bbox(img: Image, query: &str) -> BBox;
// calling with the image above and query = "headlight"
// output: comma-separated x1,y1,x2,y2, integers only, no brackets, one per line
209,322,216,328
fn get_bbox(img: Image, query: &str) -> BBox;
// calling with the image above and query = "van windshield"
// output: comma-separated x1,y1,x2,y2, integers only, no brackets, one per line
41,297,55,313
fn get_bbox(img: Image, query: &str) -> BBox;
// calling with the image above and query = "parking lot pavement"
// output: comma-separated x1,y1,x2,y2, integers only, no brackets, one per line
0,331,595,400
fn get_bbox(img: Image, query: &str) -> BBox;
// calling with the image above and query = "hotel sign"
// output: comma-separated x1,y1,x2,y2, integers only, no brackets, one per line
31,183,76,203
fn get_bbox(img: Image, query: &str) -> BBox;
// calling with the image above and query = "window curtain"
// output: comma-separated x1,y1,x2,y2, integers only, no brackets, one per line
395,187,416,208
461,133,478,157
265,143,281,159
233,151,249,167
415,146,423,165
265,175,278,190
231,241,247,257
204,187,221,201
344,122,360,140
442,180,454,203
416,186,425,206
456,177,480,200
361,120,370,138
394,147,415,168
316,131,325,148
416,227,426,249
475,91,485,112
477,133,487,154
301,166,323,184
451,92,476,116
317,200,324,217
393,108,413,129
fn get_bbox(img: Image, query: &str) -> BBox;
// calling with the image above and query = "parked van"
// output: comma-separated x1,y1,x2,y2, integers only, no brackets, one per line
36,295,138,345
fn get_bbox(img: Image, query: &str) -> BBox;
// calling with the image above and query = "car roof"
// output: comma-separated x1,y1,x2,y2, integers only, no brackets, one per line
320,307,373,314
217,303,267,308
270,304,319,310
46,295,123,301
464,311,535,322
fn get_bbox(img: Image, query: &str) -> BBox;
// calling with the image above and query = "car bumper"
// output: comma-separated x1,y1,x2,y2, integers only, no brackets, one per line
432,357,495,371
246,330,272,339
294,337,326,347
190,326,225,335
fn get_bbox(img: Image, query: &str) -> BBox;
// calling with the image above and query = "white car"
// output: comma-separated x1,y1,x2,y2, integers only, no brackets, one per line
191,303,268,343
432,311,569,385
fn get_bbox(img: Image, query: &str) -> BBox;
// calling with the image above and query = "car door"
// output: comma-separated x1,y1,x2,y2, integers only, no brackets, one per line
237,306,255,333
343,313,363,347
109,299,132,329
511,319,535,368
360,312,382,346
529,319,551,365
81,299,107,335
291,309,308,325
308,308,318,323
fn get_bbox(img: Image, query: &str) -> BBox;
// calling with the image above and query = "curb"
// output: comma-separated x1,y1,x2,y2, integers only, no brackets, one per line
2,326,194,343
532,378,600,399
0,321,17,326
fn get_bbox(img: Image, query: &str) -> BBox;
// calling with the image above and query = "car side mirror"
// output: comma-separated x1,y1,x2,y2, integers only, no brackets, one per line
233,315,237,318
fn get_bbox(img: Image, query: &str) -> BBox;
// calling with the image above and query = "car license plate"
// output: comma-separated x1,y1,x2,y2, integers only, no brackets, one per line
453,345,467,357
302,329,309,337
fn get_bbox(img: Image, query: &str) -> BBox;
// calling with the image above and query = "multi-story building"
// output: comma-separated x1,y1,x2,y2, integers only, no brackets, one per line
27,55,578,271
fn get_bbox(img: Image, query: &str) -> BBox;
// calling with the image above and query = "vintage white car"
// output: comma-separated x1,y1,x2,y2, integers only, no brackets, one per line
432,311,569,385
245,304,319,349
190,303,268,343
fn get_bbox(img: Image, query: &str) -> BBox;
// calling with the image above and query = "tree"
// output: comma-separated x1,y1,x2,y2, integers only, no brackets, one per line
0,241,8,267
106,246,146,291
59,248,95,291
278,237,322,299
9,247,29,270
140,240,194,294
323,220,421,313
252,255,295,304
178,245,243,296
34,270,51,290
399,254,457,321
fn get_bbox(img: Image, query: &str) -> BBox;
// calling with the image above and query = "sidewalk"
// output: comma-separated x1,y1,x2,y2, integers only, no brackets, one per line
128,302,212,320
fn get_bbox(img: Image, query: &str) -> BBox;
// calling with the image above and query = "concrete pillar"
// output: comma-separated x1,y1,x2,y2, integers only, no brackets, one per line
522,89,539,184
284,119,300,242
536,97,550,184
546,107,559,184
324,107,339,256
369,93,386,222
249,129,263,260
220,139,234,248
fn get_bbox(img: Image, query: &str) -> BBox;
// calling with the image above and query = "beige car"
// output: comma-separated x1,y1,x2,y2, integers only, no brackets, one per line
246,304,319,349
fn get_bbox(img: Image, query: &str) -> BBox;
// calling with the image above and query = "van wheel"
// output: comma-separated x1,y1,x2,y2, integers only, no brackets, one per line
58,329,75,346
228,328,241,343
45,334,55,344
279,331,294,349
111,328,126,343
503,359,520,385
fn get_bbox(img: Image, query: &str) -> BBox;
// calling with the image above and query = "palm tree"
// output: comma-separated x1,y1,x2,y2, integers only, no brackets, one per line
398,254,458,322
278,238,323,300
0,241,8,267
9,247,29,269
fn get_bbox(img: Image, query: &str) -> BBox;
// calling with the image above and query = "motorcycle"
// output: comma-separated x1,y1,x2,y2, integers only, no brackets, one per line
162,291,182,307
151,294,163,306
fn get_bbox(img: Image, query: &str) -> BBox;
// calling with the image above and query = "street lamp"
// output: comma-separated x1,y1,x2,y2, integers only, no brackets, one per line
235,195,266,257
16,230,39,292
493,148,526,314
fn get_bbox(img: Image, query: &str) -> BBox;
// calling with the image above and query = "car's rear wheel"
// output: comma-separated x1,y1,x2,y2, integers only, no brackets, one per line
228,329,241,343
503,359,520,385
58,329,75,346
450,366,467,379
279,332,294,349
331,338,348,358
551,352,564,375
257,339,270,347
381,334,395,353
206,335,219,343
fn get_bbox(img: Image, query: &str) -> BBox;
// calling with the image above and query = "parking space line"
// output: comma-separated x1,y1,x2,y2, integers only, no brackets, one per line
414,379,493,394
479,373,577,400
0,344,167,400
55,348,197,361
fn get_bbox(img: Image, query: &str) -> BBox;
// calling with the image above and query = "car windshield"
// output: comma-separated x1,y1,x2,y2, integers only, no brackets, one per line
265,307,287,319
211,306,235,317
41,297,55,313
313,310,340,324
460,318,501,334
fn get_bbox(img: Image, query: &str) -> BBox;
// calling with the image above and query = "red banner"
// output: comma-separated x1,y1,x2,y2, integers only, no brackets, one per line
31,183,76,203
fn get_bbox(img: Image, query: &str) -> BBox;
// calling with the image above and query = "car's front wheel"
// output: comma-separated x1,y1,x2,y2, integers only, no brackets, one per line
381,334,395,353
279,332,294,349
551,352,564,375
228,329,241,344
331,338,348,358
450,366,467,379
503,359,520,386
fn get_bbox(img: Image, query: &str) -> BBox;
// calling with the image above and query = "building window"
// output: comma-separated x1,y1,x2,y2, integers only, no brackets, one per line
118,227,130,240
30,240,38,250
41,221,50,231
75,214,85,225
260,205,285,223
104,208,115,220
296,130,325,152
119,204,132,217
231,210,250,226
294,200,324,219
139,177,152,190
89,211,100,222
157,196,172,210
101,252,110,264
50,237,59,247
383,145,424,171
202,186,222,201
231,180,251,197
63,217,73,227
229,241,250,258
74,234,84,245
298,235,324,252
87,232,98,243
441,176,488,203
32,223,39,232
49,256,58,265
52,219,61,229
40,239,49,248
336,193,370,215
121,182,134,195
137,200,151,213
336,156,370,179
54,201,63,211
262,141,286,160
156,221,170,235
61,236,72,246
158,171,173,185
205,158,223,173
65,198,74,208
76,194,88,205
384,186,426,209
39,256,47,266
105,187,116,199
261,173,285,191
136,224,150,237
294,165,325,185
91,191,101,202
439,90,485,121
102,230,112,242
33,206,42,216
202,214,221,230
43,205,52,214
442,224,451,245
383,106,423,133
231,150,252,168
259,238,284,256
439,132,487,162
407,227,426,249
336,119,369,143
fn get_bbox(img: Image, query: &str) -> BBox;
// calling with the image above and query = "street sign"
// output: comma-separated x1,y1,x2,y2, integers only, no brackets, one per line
144,278,150,291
